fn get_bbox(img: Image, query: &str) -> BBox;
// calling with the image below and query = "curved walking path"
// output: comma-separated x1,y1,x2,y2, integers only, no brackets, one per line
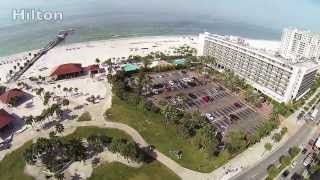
2,80,311,180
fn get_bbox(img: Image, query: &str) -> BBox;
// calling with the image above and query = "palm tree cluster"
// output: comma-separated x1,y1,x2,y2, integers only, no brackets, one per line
17,81,31,90
23,134,150,178
23,136,87,176
173,45,197,57
0,85,6,95
25,104,63,128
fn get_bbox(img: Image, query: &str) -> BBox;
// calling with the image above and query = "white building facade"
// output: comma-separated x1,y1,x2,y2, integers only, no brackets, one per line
198,32,320,103
280,28,320,61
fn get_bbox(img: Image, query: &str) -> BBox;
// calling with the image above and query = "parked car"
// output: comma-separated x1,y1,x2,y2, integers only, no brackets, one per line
234,102,242,108
308,139,315,146
302,148,308,154
188,93,197,99
281,170,290,178
205,113,215,121
303,153,314,167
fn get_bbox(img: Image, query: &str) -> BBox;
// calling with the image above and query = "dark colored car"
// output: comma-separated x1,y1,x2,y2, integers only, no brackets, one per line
282,170,290,178
188,93,197,99
302,148,308,154
234,102,242,108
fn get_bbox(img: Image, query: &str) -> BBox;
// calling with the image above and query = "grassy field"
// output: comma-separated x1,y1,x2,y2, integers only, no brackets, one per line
0,126,179,180
0,141,33,180
106,96,231,172
65,126,132,140
89,161,180,180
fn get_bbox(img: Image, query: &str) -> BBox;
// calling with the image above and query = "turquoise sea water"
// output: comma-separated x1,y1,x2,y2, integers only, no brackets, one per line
0,0,319,57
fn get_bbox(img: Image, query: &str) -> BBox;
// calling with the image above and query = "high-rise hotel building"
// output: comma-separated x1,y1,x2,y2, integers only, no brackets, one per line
198,32,320,103
280,28,320,61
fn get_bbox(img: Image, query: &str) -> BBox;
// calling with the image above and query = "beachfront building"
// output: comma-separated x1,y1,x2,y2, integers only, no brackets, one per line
0,109,15,130
198,32,320,103
123,64,140,73
50,63,100,80
172,59,187,66
280,28,320,62
0,88,29,106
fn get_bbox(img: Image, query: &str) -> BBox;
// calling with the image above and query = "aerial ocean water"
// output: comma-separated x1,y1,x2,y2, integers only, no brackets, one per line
0,0,319,57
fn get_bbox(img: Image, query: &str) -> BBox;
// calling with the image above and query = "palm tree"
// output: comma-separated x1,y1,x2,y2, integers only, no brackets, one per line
43,91,51,106
55,122,64,134
67,138,87,161
36,88,45,100
161,105,181,124
57,84,62,95
25,115,34,127
54,173,64,180
142,58,151,70
62,99,70,107
68,87,73,96
8,96,19,107
49,131,57,139
106,59,112,74
262,142,273,156
63,87,68,97
95,58,101,64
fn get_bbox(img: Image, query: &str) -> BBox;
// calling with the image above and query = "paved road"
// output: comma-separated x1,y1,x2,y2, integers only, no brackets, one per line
283,126,320,180
233,123,316,180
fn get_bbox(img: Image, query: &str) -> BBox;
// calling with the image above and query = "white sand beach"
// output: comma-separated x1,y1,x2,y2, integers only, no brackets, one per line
0,35,280,83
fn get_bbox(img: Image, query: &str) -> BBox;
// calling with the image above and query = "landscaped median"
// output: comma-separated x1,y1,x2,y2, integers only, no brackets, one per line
266,146,301,180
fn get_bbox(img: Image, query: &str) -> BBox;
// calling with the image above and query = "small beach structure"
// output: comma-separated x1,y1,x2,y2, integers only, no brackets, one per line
83,64,100,75
172,59,186,66
149,60,172,68
50,63,83,80
123,63,140,73
50,63,100,80
0,109,15,129
0,88,29,106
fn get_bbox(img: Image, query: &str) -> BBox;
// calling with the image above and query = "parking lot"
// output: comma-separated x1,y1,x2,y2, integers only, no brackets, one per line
148,70,265,137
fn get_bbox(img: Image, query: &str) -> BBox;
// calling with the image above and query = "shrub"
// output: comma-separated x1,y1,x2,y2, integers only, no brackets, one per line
267,164,278,176
272,133,282,142
279,155,291,166
281,127,288,135
78,112,92,122
289,146,300,158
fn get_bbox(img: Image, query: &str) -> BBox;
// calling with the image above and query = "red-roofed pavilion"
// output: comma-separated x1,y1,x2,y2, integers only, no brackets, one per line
50,63,83,80
0,88,28,105
0,109,15,129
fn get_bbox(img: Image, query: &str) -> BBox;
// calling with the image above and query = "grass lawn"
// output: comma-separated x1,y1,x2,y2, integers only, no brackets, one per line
77,112,93,122
89,161,180,180
0,141,33,180
0,126,179,180
65,126,132,140
106,96,231,172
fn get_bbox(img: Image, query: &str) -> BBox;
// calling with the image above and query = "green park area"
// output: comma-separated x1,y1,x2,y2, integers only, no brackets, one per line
106,96,234,172
0,127,179,180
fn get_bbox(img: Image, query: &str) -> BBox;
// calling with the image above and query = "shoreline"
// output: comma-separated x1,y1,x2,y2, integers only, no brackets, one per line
0,34,280,83
0,33,197,60
0,34,280,60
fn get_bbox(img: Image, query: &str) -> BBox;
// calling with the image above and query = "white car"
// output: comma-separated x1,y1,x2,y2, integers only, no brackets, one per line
291,161,297,168
205,113,214,121
169,81,175,86
303,154,313,167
